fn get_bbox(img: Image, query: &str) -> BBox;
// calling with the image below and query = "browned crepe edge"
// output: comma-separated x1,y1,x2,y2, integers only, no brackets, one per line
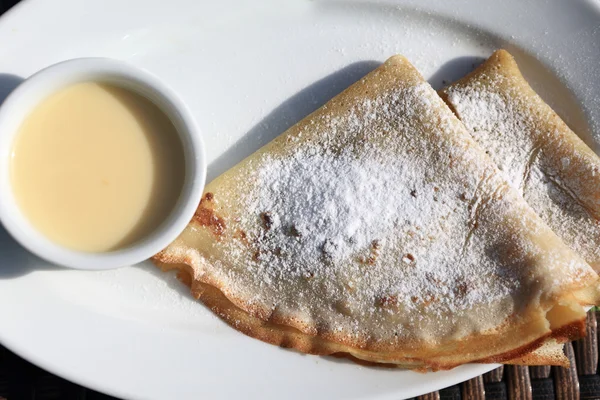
154,260,582,370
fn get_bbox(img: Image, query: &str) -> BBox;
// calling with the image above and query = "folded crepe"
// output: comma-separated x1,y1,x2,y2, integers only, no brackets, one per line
441,49,600,272
154,55,600,371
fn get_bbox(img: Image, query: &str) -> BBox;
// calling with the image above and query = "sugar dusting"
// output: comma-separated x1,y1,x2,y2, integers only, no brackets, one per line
446,89,535,191
253,147,433,268
444,60,600,267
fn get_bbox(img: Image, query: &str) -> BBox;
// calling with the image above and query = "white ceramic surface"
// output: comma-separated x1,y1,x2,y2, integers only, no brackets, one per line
0,0,598,399
0,58,206,270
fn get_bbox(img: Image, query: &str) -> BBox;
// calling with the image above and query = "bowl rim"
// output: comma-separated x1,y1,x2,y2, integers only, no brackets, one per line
0,57,206,270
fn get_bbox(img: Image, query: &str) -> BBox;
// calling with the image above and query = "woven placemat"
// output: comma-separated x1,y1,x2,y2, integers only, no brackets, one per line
418,310,600,400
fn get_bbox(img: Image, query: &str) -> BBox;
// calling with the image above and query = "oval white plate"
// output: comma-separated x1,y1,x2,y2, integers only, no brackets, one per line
0,0,598,399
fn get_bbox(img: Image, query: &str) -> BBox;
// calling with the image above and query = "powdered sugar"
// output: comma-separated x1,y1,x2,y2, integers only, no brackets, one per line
253,146,433,267
443,52,600,268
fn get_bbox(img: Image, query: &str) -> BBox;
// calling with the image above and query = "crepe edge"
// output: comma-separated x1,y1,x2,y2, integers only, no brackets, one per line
152,258,587,370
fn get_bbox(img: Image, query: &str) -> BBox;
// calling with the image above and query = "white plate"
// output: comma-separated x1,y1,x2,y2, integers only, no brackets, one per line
0,0,599,399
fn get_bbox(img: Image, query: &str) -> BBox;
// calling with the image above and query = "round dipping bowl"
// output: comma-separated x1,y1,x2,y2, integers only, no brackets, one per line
0,58,206,270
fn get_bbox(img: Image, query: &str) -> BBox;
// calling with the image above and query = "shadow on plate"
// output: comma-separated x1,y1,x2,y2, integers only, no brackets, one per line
133,261,196,298
206,60,382,182
0,73,24,104
427,56,485,90
0,225,61,279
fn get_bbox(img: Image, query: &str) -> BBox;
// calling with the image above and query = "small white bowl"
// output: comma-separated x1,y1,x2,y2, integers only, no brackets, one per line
0,58,206,270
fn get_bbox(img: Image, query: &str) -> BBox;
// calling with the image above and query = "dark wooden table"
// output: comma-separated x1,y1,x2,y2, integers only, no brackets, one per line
0,0,17,13
1,1,599,399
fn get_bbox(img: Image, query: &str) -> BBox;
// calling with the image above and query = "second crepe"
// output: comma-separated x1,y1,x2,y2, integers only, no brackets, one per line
441,49,600,272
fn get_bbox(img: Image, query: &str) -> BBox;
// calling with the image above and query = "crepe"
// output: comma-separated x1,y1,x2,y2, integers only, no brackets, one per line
441,49,600,272
154,55,600,371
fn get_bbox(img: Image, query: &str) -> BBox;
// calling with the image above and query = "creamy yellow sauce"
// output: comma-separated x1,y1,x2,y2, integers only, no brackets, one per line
10,82,185,252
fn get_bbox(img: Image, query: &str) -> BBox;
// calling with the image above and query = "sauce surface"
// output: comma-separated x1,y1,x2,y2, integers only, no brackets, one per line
10,82,185,252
